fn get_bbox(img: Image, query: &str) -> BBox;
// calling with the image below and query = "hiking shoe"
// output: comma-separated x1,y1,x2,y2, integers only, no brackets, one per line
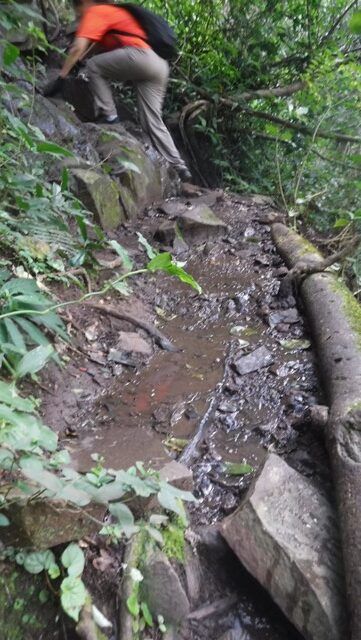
177,167,192,182
95,114,120,124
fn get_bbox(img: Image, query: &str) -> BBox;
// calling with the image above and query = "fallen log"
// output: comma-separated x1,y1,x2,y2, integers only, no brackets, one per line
272,222,361,640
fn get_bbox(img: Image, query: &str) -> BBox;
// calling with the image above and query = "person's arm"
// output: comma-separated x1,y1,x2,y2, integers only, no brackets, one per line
43,37,92,97
59,37,91,78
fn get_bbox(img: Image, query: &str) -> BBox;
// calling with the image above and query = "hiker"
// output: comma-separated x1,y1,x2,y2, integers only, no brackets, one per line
43,0,191,181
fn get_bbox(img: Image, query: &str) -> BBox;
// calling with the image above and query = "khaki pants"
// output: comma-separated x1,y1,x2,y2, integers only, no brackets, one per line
86,47,186,169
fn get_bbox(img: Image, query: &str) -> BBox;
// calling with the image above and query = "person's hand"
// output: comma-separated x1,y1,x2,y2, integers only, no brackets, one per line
43,76,65,97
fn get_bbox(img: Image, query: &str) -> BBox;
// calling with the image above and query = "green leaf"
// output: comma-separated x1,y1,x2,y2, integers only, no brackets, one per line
0,447,14,470
109,502,134,528
112,280,132,296
48,563,61,579
333,218,349,229
108,240,134,272
3,318,26,354
35,142,73,157
223,462,253,476
15,344,54,378
0,380,35,412
118,159,141,174
140,601,153,626
3,43,20,66
146,525,164,545
23,551,54,575
20,456,63,492
137,232,157,259
60,577,87,622
147,253,202,293
350,10,361,34
61,167,69,191
127,590,140,617
39,589,49,604
147,252,172,271
0,513,10,526
61,544,85,577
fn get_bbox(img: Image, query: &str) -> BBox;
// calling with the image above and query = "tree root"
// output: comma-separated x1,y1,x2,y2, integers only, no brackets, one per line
86,302,179,352
276,227,361,298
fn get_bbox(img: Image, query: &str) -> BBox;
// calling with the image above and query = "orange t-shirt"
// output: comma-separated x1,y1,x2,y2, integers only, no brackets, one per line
76,4,151,51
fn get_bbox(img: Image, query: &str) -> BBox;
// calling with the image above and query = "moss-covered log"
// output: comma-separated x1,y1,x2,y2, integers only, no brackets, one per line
272,222,361,640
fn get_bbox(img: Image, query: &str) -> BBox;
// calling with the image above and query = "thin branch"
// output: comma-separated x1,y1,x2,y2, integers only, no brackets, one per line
232,80,307,102
232,107,361,144
319,0,359,45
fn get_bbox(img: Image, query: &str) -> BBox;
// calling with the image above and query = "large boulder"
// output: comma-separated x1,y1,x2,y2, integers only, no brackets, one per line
95,130,165,218
70,167,125,230
221,453,348,640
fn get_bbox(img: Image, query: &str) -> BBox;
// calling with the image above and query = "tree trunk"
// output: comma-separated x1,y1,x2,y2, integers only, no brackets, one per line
272,222,361,640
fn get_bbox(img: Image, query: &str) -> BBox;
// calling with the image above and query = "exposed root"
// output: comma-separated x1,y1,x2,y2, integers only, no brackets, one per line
87,302,179,352
278,234,361,298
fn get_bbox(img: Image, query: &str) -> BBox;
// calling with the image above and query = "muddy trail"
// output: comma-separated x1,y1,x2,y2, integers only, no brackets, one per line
40,190,330,640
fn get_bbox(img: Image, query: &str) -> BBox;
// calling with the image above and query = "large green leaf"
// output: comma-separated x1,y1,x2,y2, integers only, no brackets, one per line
108,240,134,272
147,253,202,293
35,142,73,157
15,344,54,378
0,380,35,412
3,43,20,66
60,577,87,622
109,502,134,528
350,10,361,34
3,318,26,354
61,543,85,578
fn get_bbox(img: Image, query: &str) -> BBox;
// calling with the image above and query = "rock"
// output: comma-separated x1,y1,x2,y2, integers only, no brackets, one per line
308,404,329,428
116,331,152,356
70,167,124,229
196,524,229,560
232,346,274,376
221,454,347,640
141,550,190,625
217,401,238,414
159,200,189,217
159,460,193,492
184,542,202,604
62,77,97,122
177,204,227,243
268,308,300,328
107,350,137,367
95,130,164,218
0,498,105,549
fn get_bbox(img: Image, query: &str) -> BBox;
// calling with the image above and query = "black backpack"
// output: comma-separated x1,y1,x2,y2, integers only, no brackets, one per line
111,3,178,61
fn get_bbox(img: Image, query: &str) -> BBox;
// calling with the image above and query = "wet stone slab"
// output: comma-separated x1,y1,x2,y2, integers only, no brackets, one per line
232,346,274,376
221,453,348,640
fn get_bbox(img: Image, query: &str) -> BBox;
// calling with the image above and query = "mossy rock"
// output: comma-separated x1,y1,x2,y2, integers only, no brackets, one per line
0,497,105,549
0,563,60,640
70,167,125,230
95,132,163,218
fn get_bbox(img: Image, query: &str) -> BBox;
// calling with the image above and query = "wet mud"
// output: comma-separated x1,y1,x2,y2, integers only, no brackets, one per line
41,192,329,640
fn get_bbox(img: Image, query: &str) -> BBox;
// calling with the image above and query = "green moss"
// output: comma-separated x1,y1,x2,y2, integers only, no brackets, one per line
295,235,321,258
331,278,361,348
162,517,186,564
0,565,58,640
